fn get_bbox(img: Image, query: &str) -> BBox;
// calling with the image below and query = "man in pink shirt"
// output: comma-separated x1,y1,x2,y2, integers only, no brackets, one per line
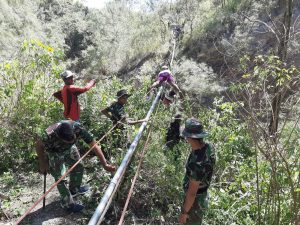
53,70,96,121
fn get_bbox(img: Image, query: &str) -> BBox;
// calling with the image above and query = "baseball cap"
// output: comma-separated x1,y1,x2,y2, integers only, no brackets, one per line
60,70,75,80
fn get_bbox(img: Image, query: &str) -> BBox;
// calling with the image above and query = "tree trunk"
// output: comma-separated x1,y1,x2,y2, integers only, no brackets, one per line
268,0,293,136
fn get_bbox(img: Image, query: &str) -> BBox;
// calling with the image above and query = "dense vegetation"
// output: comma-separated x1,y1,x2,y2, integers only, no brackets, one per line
0,0,299,224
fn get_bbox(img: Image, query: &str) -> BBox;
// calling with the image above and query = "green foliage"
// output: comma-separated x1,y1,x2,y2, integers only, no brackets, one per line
227,54,300,224
0,39,64,172
236,55,298,90
0,0,299,224
208,99,253,165
221,0,252,13
114,102,187,224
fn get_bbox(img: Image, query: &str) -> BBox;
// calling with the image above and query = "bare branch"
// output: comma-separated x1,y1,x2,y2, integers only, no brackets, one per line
244,15,281,43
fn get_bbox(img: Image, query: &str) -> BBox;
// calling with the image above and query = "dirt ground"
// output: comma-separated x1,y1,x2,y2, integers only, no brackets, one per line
0,173,89,225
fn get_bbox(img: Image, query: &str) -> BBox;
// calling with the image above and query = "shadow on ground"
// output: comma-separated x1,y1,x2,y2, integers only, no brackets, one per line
19,200,83,225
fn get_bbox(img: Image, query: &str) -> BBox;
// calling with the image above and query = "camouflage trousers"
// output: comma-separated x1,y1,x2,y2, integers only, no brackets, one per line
186,191,209,225
47,145,83,208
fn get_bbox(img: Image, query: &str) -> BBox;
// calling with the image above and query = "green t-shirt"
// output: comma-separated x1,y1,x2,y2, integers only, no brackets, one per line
42,121,93,153
183,143,215,194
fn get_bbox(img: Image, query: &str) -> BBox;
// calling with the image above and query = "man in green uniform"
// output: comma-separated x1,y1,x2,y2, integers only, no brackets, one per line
36,120,115,213
165,113,182,150
179,118,215,225
101,89,147,149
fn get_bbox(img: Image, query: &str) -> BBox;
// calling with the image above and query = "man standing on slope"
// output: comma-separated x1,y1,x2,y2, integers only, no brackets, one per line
179,118,215,225
101,89,148,150
53,70,96,121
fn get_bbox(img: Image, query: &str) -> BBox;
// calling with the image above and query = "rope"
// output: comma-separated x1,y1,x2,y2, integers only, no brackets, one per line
89,87,163,225
90,25,192,225
13,122,119,225
116,27,180,225
117,129,152,225
117,30,179,225
117,99,161,225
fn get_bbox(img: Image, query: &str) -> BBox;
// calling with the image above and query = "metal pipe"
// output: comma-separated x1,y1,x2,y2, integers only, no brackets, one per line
88,87,162,225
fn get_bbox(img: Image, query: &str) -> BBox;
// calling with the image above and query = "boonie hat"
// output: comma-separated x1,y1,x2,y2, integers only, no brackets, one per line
56,121,75,142
182,118,209,139
117,89,132,99
60,70,75,80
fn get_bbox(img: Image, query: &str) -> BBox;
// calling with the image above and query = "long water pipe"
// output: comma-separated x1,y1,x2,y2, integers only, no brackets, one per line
88,87,163,225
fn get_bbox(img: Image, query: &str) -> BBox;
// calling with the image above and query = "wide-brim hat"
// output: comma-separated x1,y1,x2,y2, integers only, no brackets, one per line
182,118,209,139
60,70,75,80
117,89,132,99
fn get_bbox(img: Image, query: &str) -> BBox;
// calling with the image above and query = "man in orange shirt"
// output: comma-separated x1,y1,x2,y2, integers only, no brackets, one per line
53,70,96,121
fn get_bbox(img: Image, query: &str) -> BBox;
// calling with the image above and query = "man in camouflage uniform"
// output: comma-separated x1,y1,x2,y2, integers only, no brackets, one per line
36,120,115,212
165,113,182,150
179,118,215,225
101,89,147,150
163,90,183,160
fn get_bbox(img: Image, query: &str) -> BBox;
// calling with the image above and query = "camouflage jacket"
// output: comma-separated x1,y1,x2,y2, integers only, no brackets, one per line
183,143,215,194
106,102,126,124
41,121,94,153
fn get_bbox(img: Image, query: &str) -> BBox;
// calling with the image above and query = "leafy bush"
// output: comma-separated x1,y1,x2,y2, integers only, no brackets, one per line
0,40,64,172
